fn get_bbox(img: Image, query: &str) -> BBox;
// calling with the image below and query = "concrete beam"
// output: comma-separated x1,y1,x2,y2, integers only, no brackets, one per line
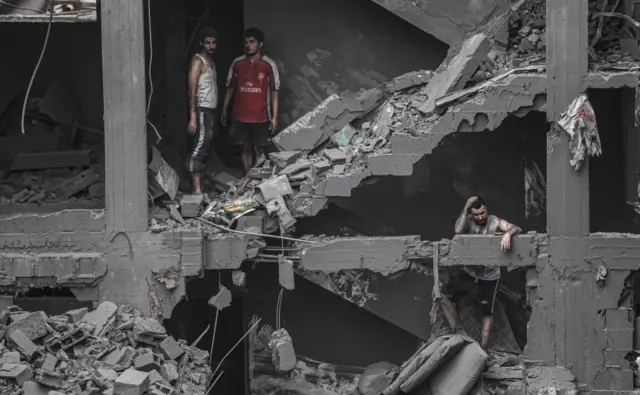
584,72,640,89
0,210,106,234
438,234,543,269
101,0,148,232
0,229,204,321
298,236,419,274
546,0,589,237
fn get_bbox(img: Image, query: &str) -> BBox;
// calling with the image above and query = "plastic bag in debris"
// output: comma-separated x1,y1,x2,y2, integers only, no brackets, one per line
557,94,602,171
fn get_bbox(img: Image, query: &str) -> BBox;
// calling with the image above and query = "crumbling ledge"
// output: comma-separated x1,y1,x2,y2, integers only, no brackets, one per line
584,71,640,89
297,236,420,274
0,209,106,234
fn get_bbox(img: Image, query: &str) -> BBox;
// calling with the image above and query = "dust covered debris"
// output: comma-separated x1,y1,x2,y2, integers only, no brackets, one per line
0,302,212,394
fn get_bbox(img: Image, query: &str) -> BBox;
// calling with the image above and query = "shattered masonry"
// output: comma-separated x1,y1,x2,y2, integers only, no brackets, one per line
2,0,640,394
0,302,211,394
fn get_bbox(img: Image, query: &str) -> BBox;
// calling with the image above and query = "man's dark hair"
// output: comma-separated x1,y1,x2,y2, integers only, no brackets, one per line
470,196,486,210
244,28,265,43
199,27,217,42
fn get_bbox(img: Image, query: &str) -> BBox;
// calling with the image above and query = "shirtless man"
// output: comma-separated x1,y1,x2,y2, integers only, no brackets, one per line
187,27,218,195
440,196,522,349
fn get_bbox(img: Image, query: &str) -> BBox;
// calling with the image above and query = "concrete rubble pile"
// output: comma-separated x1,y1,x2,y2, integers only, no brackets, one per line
188,70,435,234
588,0,639,66
0,81,106,213
508,0,546,57
0,302,212,395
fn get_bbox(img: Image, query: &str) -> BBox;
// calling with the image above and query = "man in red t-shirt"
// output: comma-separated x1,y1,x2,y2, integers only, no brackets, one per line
222,28,280,173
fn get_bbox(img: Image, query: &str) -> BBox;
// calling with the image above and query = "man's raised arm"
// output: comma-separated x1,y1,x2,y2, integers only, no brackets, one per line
454,196,476,234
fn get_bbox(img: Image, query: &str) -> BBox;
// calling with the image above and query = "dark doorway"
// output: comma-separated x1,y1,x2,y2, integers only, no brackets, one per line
165,272,247,395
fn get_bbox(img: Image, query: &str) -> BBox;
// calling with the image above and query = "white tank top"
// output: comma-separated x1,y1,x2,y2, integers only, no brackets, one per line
195,53,217,109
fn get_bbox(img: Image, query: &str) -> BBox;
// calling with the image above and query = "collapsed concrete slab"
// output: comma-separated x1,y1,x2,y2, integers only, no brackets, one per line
274,90,386,152
419,33,490,114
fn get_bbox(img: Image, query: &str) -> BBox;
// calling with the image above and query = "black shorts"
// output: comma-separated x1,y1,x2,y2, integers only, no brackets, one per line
441,270,499,316
230,122,270,146
189,108,217,173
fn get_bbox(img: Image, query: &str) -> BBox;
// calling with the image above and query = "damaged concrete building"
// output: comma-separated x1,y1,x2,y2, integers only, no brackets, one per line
2,0,640,393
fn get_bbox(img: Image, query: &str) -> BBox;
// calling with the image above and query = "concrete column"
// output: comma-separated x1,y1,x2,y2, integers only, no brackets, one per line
545,0,589,236
100,0,148,232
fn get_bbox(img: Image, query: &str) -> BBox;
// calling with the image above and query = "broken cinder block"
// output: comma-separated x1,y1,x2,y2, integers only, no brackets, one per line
81,301,117,336
134,352,161,373
53,166,102,199
180,194,203,218
5,312,50,341
208,286,232,311
258,175,294,201
323,148,348,164
114,369,150,395
7,330,38,360
158,336,184,361
0,362,33,385
65,307,88,324
268,329,296,372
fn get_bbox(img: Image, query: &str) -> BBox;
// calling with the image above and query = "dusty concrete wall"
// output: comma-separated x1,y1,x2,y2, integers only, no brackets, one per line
243,0,448,128
0,23,103,133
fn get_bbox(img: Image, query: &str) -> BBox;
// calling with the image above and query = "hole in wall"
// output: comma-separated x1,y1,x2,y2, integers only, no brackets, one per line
14,287,93,316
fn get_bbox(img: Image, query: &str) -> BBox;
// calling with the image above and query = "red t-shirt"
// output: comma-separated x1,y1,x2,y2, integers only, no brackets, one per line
225,54,280,124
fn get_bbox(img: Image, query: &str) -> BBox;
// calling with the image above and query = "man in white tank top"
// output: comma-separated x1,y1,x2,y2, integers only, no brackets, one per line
440,196,522,349
187,27,219,194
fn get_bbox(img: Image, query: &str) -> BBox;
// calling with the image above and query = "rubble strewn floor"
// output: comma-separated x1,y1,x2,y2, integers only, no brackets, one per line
0,81,106,214
0,302,212,394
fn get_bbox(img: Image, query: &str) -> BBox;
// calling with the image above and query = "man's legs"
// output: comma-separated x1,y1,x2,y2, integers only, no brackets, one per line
241,143,253,174
250,122,270,168
479,278,499,349
439,268,465,334
439,295,461,332
189,108,215,194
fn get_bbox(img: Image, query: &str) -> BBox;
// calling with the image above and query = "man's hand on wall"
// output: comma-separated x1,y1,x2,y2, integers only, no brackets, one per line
500,233,511,252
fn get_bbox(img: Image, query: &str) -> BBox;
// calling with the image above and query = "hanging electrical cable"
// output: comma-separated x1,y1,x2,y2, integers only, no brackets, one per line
145,0,162,142
21,0,54,136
